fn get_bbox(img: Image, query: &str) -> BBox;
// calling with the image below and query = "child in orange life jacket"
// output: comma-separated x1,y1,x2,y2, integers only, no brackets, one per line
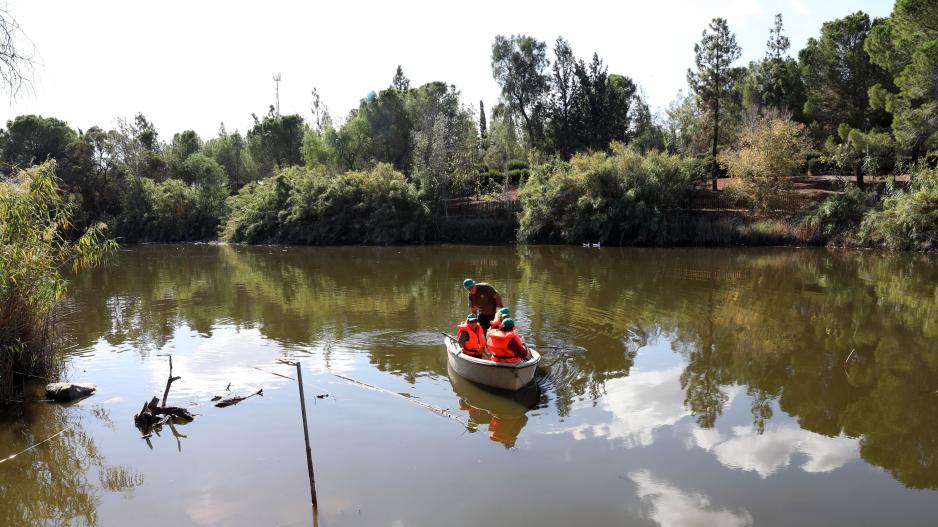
456,314,485,357
485,318,529,363
490,307,511,331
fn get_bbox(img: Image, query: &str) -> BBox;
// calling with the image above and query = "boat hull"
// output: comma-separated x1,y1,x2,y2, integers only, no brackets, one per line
444,337,539,391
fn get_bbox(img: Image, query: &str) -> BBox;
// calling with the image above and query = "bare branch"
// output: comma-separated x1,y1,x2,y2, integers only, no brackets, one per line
0,7,37,100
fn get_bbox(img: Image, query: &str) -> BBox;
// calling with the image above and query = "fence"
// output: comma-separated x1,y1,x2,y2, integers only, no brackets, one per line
438,197,521,218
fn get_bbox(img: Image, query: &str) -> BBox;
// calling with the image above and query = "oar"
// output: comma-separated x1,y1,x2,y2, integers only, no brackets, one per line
441,332,461,355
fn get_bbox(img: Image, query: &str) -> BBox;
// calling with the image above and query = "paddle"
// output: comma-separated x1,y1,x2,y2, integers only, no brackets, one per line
441,332,462,355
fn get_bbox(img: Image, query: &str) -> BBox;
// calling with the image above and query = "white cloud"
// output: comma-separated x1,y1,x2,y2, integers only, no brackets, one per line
549,367,739,448
630,470,753,527
690,424,860,478
550,367,690,447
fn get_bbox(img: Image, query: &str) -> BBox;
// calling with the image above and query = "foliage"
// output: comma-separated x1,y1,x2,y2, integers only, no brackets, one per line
742,14,806,118
719,118,811,212
203,125,256,191
0,115,77,169
247,111,306,173
823,125,896,187
223,163,427,245
808,184,877,238
799,12,892,138
687,18,744,190
0,161,116,394
491,34,550,145
860,166,938,250
866,0,938,156
517,146,703,245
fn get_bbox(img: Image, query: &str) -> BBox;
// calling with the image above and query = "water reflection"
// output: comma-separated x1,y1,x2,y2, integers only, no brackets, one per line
0,400,143,527
629,470,753,527
58,244,938,496
689,424,860,478
448,365,541,448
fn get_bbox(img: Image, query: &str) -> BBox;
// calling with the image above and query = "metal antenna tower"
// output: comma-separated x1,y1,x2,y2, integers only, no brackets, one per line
273,72,282,116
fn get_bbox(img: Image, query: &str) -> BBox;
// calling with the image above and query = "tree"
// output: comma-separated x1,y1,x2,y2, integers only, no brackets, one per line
408,82,477,201
688,18,743,191
0,7,35,98
0,115,77,169
204,124,256,192
767,13,790,60
824,125,895,188
799,12,892,138
548,37,579,157
742,14,805,118
392,65,410,92
310,87,331,133
166,130,202,176
478,100,487,150
866,0,938,156
630,95,667,153
246,112,306,173
491,35,550,146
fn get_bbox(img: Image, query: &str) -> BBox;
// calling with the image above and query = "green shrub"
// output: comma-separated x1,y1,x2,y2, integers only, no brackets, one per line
1,161,116,395
517,145,703,245
860,167,938,250
807,185,876,239
224,163,427,245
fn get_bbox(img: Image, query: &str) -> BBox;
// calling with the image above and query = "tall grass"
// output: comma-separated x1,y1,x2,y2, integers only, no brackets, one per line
0,161,116,397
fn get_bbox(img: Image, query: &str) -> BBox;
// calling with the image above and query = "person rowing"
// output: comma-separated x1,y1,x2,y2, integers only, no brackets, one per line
455,313,485,357
463,278,503,332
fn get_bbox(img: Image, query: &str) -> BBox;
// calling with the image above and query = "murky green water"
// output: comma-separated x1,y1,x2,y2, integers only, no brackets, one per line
2,244,938,526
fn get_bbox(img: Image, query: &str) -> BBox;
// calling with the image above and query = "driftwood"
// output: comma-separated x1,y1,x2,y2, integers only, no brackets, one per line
134,355,195,435
214,389,263,408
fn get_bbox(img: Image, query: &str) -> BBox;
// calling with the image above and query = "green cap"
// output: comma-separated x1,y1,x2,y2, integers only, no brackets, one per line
499,307,510,317
466,313,478,322
501,318,515,331
463,278,475,289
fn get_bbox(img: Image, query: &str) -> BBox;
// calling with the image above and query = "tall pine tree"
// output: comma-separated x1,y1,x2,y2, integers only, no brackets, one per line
688,18,742,191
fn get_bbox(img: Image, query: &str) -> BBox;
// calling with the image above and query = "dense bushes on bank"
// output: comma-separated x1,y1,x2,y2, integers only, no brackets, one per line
517,145,704,245
223,163,427,244
808,166,938,251
0,162,115,395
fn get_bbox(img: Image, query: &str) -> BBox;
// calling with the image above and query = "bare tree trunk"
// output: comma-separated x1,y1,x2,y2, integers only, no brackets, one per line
711,97,720,192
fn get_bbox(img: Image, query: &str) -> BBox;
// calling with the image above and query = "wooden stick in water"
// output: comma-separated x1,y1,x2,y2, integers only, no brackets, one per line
295,361,319,513
161,355,181,407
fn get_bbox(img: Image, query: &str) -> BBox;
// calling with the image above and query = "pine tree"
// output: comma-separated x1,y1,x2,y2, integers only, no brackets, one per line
479,100,488,149
767,13,790,60
392,65,410,92
688,18,742,191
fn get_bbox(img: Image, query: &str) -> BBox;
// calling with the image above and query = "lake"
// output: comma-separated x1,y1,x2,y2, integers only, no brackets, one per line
2,244,937,526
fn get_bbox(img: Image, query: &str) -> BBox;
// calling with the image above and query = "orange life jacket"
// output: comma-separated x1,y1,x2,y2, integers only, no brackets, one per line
486,329,525,363
456,322,485,356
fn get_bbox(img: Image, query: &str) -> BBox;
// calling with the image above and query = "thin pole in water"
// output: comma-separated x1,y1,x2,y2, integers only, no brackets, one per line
294,361,319,515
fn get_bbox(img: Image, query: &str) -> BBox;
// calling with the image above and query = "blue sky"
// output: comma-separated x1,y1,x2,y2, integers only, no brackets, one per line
3,0,893,139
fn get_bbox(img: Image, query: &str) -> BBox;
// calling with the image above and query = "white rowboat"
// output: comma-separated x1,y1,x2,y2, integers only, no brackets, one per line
444,336,540,391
